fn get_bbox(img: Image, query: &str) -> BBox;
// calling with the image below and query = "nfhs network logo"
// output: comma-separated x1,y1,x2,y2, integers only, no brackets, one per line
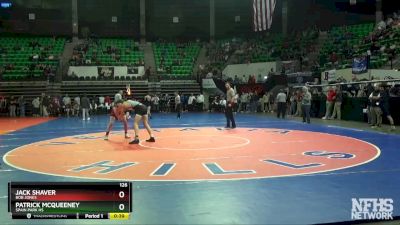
351,198,394,220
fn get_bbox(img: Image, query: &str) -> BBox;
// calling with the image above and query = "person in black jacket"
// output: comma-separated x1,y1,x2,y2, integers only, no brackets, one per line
379,84,396,131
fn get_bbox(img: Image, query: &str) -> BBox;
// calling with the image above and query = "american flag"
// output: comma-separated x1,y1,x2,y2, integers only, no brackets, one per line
253,0,276,31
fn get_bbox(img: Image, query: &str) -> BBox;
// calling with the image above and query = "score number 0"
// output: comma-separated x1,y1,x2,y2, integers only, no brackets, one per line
119,182,128,211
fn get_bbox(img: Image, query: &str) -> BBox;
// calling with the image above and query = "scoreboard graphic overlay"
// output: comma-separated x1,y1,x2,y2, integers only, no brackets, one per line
8,182,132,220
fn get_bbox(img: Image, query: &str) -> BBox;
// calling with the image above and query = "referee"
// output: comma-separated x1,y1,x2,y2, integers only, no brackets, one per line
225,82,236,129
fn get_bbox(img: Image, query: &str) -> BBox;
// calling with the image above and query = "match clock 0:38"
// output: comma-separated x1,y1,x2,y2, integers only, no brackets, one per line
109,212,130,220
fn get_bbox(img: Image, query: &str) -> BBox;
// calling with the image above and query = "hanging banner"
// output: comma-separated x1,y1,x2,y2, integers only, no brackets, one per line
352,57,368,74
97,67,114,79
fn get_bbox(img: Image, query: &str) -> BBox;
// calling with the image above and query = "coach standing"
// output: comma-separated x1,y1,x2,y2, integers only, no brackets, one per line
225,82,236,129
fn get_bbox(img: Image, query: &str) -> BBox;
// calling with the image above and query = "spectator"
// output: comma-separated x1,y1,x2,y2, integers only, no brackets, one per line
210,96,220,112
233,92,239,112
104,96,112,110
114,90,123,103
0,95,6,115
330,86,342,120
152,95,160,112
182,94,188,112
261,92,268,113
81,94,91,121
242,75,246,84
51,96,61,117
74,95,81,114
219,96,227,112
98,95,105,110
268,91,274,113
250,92,259,113
379,84,396,131
365,83,374,124
301,86,312,124
257,74,263,83
330,52,338,65
63,94,71,117
246,92,252,112
322,87,336,120
9,96,17,117
377,20,386,30
248,75,256,84
289,92,297,116
234,75,240,85
145,67,151,78
276,89,287,119
71,100,79,116
32,97,40,117
188,93,196,112
42,95,50,117
158,94,165,112
18,95,25,117
90,97,98,115
197,93,204,111
240,93,248,112
369,84,382,128
175,92,182,119
144,93,152,117
294,90,303,116
161,94,170,112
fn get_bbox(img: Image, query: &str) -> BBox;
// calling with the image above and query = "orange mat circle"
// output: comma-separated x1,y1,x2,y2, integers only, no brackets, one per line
3,128,380,181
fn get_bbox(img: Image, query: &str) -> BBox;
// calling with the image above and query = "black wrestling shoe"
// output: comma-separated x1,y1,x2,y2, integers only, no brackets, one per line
146,137,155,142
129,139,140,144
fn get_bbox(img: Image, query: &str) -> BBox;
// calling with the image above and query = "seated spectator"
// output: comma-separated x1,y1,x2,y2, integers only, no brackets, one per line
234,75,240,85
104,96,112,110
32,54,39,61
210,97,220,112
6,64,14,70
98,95,105,109
248,75,256,84
71,100,79,117
50,96,61,117
330,52,338,64
90,98,98,115
377,20,386,30
219,96,226,112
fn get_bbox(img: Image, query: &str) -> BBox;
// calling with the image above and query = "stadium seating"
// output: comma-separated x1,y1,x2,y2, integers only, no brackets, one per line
206,29,318,73
206,38,242,72
252,31,317,63
318,23,400,70
153,42,200,78
82,38,144,66
0,36,65,81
